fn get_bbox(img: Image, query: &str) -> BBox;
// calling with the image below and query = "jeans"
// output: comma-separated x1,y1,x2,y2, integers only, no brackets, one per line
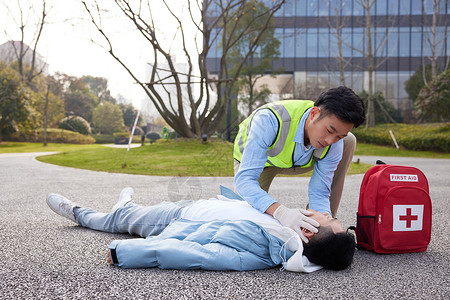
74,200,194,238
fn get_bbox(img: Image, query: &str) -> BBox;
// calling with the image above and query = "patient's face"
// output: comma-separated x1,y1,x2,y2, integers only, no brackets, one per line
308,210,345,234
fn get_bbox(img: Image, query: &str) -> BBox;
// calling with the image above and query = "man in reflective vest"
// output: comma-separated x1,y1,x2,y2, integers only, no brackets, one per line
233,86,365,243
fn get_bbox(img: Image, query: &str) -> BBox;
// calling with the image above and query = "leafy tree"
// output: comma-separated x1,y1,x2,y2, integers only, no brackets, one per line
358,91,403,124
82,0,285,138
59,116,92,135
1,0,49,85
405,65,433,103
227,1,281,116
64,78,98,122
415,69,450,122
82,75,116,104
92,102,126,134
119,103,144,128
0,63,34,141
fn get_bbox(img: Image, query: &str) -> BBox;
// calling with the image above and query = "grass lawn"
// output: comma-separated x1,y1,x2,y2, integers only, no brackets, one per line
1,139,447,177
355,143,450,159
0,142,104,153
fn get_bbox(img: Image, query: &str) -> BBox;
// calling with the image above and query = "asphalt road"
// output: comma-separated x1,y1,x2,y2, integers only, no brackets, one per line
0,152,449,299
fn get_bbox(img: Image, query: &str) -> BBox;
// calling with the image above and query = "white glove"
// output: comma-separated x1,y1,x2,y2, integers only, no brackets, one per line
273,205,320,243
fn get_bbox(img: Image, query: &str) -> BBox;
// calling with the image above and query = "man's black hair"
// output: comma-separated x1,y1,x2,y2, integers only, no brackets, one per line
303,226,356,270
314,86,365,128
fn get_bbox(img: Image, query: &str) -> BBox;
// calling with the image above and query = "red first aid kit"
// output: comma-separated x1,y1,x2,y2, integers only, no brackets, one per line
355,163,432,253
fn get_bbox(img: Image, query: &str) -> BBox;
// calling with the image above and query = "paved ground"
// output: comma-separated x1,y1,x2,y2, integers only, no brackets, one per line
0,152,449,299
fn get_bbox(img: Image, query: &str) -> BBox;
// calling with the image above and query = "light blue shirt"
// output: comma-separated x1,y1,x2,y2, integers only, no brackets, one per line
234,108,343,214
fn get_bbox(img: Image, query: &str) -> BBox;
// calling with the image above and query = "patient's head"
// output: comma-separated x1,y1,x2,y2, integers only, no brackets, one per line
302,210,356,270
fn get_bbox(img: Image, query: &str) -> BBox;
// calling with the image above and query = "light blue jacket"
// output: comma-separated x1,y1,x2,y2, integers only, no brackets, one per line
108,218,294,271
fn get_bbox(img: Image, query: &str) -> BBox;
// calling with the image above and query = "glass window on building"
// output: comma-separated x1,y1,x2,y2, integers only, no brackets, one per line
307,29,318,57
328,72,342,87
385,72,399,102
284,0,295,16
284,28,296,57
387,27,399,57
448,29,450,55
411,0,422,15
352,0,364,16
436,27,447,57
275,28,284,57
341,27,352,57
318,72,332,89
398,72,412,99
329,29,339,58
420,27,445,57
399,27,410,57
307,0,318,16
350,72,364,93
207,28,221,58
318,28,329,57
400,0,411,15
295,0,307,16
376,0,387,16
423,0,435,14
387,0,399,15
318,0,329,16
375,27,388,57
370,0,376,16
411,28,422,57
353,28,364,57
306,72,319,85
295,28,307,57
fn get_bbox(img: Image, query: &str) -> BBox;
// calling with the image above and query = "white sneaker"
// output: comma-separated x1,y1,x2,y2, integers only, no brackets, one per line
111,187,134,212
46,194,79,223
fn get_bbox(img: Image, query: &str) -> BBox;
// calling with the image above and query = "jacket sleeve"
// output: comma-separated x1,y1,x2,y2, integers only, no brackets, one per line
108,237,276,271
234,109,279,213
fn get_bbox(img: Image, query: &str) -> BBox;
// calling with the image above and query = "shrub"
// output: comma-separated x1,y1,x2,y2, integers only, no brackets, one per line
146,132,160,142
94,134,142,144
59,116,91,135
133,126,144,136
353,123,449,152
415,69,450,122
93,134,114,144
113,132,130,138
168,131,178,139
8,128,95,144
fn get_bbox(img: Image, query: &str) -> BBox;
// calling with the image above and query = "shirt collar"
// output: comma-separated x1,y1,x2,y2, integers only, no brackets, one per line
293,107,312,151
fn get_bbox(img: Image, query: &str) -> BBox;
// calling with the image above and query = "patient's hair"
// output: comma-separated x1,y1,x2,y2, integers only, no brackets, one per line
303,225,356,270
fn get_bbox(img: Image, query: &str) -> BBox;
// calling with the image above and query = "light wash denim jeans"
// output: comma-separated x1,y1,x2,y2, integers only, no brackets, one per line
74,200,194,238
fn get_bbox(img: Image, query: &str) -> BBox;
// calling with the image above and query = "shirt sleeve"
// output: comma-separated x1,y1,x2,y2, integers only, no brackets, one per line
308,139,344,214
234,109,279,213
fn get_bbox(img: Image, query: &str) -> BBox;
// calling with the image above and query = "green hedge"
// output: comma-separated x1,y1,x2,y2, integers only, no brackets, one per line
8,128,95,144
93,134,143,144
353,123,449,152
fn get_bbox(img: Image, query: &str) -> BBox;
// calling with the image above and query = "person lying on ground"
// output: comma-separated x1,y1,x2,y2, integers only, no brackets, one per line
46,186,355,272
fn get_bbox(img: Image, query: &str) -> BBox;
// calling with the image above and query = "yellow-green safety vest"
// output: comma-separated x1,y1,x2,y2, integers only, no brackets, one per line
233,100,330,168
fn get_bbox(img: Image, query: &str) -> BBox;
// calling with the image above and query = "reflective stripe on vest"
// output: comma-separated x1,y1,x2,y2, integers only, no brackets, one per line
233,100,330,168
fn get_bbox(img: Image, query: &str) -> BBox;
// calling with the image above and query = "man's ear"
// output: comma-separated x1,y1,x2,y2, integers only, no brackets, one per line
302,227,315,240
309,106,321,121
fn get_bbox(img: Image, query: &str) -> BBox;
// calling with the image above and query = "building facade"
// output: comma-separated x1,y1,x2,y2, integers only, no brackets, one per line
207,0,449,121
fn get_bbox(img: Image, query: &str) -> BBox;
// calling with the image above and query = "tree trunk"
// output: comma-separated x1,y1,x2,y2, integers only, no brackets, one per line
43,84,50,146
365,0,376,128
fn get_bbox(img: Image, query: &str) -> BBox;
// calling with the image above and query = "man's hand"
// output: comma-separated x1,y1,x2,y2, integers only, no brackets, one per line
273,205,320,243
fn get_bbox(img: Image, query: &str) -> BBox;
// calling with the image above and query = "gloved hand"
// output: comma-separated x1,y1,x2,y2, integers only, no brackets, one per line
273,205,320,243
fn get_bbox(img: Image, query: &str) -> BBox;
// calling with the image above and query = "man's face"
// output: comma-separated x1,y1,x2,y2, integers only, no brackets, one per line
308,210,345,234
304,107,354,149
